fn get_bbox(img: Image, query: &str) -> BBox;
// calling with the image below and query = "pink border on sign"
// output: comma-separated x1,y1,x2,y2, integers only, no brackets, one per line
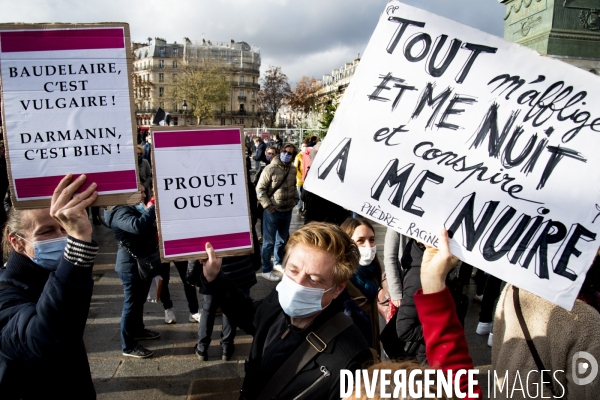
154,129,241,149
0,28,125,53
163,232,251,256
14,170,138,199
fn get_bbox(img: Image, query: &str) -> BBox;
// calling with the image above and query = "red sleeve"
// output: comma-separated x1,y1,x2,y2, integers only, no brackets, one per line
414,287,482,399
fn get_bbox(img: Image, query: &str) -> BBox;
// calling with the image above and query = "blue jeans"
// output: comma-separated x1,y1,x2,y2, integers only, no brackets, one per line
173,261,199,313
118,270,153,352
261,209,292,272
296,186,303,210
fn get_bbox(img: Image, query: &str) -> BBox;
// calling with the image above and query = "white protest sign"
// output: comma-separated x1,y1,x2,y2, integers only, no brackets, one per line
152,127,253,260
0,24,139,208
304,2,600,310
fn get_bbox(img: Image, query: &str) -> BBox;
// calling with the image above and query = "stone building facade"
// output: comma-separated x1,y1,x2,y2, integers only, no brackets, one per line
132,37,261,128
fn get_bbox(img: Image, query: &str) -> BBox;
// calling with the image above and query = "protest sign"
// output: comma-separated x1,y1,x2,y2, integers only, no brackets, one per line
151,126,253,261
0,23,140,209
303,1,600,310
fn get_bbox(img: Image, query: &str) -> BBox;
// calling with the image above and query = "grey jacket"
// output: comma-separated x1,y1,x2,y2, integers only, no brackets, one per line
256,152,299,212
383,229,410,301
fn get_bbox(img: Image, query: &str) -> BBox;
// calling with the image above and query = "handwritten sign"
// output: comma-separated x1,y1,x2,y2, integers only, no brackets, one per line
303,2,600,310
151,127,253,260
0,23,139,209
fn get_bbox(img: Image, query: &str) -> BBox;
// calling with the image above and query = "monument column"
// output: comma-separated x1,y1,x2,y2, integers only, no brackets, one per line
500,0,600,73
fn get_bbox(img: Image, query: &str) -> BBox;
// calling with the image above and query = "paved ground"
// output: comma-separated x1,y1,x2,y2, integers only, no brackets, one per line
86,210,493,399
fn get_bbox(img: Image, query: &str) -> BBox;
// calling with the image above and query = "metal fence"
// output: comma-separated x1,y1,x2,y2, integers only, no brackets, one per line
243,127,328,148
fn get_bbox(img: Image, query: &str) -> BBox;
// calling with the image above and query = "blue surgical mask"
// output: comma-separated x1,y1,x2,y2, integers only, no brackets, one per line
276,273,334,318
18,235,68,270
280,152,293,163
135,203,146,213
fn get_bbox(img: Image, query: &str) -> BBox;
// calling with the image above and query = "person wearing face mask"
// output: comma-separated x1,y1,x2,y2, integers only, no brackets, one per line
293,138,311,217
197,222,373,400
0,174,99,399
256,143,299,282
341,217,383,353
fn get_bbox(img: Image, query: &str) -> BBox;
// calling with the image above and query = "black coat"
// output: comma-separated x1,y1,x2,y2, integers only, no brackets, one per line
253,142,267,162
395,240,426,362
201,272,373,400
104,205,157,274
0,248,96,399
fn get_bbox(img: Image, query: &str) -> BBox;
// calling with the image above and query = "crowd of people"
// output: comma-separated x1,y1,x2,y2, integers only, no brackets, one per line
0,133,598,399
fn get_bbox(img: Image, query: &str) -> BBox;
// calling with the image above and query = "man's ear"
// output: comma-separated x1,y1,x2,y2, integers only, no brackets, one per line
332,281,347,299
8,234,25,254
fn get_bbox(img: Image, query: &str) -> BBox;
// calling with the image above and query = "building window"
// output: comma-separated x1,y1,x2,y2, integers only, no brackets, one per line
159,87,164,97
240,75,245,84
252,104,255,112
221,118,226,125
159,47,165,56
239,119,244,125
251,91,255,99
173,60,178,69
252,77,255,84
159,73,164,82
173,48,178,56
159,60,164,69
221,104,226,113
239,89,244,97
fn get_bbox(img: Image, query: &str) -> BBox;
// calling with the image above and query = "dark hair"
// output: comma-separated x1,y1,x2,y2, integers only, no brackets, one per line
578,252,600,313
302,137,310,145
266,146,278,154
340,217,382,287
309,135,318,143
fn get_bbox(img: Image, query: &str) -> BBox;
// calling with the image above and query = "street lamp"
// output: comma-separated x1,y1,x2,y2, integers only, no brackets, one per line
182,100,187,127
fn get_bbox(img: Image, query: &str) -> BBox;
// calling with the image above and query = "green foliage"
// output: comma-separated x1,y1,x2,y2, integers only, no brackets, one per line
170,61,230,124
318,94,339,130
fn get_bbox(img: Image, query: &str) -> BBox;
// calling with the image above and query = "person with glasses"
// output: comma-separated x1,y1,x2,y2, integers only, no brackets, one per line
256,144,299,281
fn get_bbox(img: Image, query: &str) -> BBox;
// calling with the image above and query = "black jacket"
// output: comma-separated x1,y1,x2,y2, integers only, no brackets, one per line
0,238,98,399
201,272,373,400
104,205,157,274
395,240,426,362
253,142,267,162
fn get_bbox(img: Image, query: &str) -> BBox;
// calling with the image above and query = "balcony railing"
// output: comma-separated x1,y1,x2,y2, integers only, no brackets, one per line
238,95,247,101
231,81,260,89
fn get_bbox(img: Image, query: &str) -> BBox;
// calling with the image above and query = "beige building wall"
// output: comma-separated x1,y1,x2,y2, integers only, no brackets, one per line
133,37,261,128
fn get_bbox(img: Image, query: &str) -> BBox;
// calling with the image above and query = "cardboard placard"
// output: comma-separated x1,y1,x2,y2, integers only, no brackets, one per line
0,23,140,209
303,2,600,310
151,126,253,261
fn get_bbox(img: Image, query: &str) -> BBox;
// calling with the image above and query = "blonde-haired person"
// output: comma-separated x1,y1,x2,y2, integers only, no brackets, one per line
346,230,482,400
0,174,99,399
198,222,373,400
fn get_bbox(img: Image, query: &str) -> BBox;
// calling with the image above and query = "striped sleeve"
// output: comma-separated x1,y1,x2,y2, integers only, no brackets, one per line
63,236,99,268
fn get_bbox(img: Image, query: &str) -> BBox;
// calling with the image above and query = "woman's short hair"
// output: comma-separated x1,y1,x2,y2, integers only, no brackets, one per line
283,222,359,285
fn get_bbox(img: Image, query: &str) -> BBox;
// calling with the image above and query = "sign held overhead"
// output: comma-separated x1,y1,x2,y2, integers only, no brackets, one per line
304,1,600,310
0,23,140,209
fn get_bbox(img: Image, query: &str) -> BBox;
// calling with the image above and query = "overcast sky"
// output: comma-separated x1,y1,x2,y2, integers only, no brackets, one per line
0,0,506,86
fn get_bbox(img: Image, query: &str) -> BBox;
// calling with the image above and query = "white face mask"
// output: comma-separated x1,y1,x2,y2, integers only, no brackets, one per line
276,273,334,318
358,245,377,266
